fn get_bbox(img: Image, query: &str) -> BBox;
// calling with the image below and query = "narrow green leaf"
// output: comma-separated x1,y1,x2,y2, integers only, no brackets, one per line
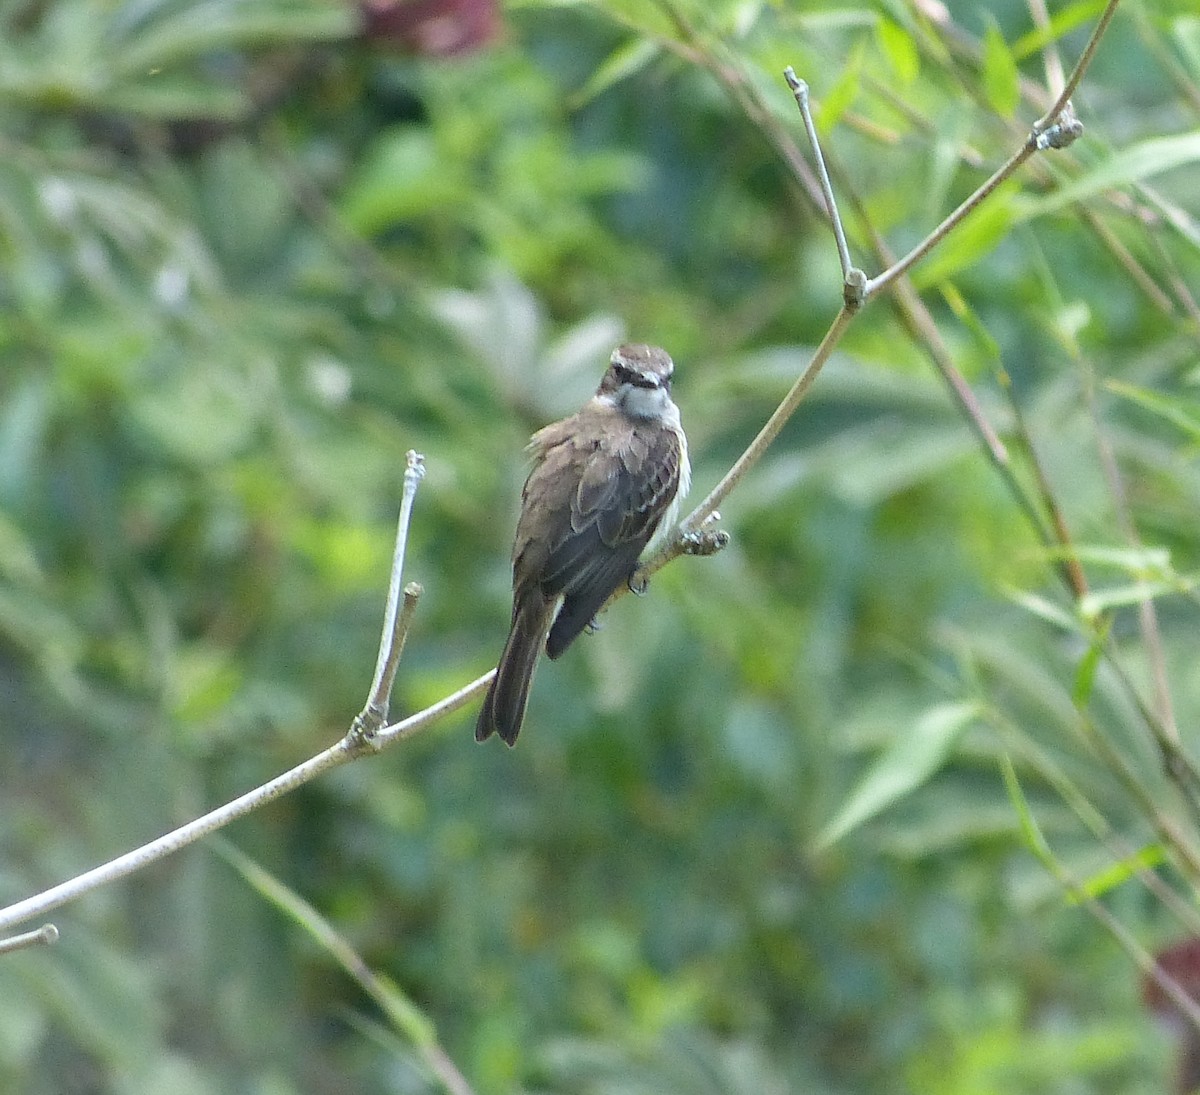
875,16,919,84
981,20,1020,118
1106,379,1200,444
1000,754,1053,865
1040,542,1173,574
1022,131,1200,216
911,184,1016,288
940,282,1000,358
815,40,863,134
1010,0,1106,60
570,38,660,109
1071,627,1106,709
815,701,981,850
105,77,249,121
1002,587,1080,632
1174,16,1200,79
1080,576,1196,617
115,3,354,76
217,842,439,1049
1071,843,1164,903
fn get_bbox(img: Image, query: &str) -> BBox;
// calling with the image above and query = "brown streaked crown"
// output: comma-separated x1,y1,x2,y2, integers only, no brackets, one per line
598,343,674,395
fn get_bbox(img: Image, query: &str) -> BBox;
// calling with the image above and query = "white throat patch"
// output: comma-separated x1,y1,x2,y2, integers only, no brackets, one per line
617,382,671,421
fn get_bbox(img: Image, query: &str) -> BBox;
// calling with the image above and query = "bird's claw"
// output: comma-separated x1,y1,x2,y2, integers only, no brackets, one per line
628,570,648,596
680,527,730,557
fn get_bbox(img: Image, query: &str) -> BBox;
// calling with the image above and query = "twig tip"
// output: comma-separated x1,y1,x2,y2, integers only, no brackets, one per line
405,450,427,479
0,922,60,955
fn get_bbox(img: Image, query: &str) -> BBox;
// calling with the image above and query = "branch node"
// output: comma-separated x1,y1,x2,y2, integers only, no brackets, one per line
1034,102,1084,150
346,702,388,754
844,267,868,310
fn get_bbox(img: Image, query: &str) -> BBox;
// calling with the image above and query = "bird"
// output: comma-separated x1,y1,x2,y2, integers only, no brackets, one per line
476,343,690,746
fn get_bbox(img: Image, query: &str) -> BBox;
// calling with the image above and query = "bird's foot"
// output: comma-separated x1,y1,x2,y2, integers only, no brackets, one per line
680,512,730,557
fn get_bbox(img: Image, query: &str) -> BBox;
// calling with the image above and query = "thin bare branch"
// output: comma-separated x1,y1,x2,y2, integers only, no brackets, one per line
666,303,855,547
355,450,426,740
0,665,497,933
0,923,59,956
784,69,853,284
1046,0,1120,125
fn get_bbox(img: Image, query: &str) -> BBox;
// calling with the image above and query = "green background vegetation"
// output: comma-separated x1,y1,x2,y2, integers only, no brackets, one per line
2,0,1199,1091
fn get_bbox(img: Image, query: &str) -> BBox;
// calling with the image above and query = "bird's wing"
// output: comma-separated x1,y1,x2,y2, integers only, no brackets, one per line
541,426,682,658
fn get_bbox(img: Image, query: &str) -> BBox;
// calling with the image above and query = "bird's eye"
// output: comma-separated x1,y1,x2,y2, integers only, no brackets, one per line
612,363,633,382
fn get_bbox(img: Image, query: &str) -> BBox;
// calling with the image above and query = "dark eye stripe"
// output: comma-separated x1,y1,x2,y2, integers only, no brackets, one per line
613,361,667,389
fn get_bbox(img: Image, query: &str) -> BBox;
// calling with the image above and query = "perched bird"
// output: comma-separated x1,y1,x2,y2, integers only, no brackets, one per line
476,343,690,746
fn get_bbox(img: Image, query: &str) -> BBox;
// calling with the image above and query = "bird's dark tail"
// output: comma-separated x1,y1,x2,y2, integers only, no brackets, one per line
476,600,550,746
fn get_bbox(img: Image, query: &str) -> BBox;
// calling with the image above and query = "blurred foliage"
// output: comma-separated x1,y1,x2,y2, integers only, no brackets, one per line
1,0,1199,1092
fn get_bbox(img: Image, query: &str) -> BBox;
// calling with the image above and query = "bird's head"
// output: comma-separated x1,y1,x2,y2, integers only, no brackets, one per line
598,343,675,420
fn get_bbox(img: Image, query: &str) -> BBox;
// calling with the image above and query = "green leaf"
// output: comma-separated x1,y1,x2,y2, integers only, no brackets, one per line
114,0,355,75
1080,576,1197,618
1003,587,1080,632
128,365,267,466
981,19,1020,118
1106,379,1200,444
875,16,919,84
105,75,249,120
1174,16,1200,79
912,184,1016,288
217,842,439,1049
815,40,864,134
815,701,981,849
339,129,469,235
1071,843,1164,903
1071,623,1107,709
940,282,1000,358
171,641,243,724
1000,754,1053,865
1040,542,1173,575
1010,0,1107,61
571,37,661,108
1022,131,1200,216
